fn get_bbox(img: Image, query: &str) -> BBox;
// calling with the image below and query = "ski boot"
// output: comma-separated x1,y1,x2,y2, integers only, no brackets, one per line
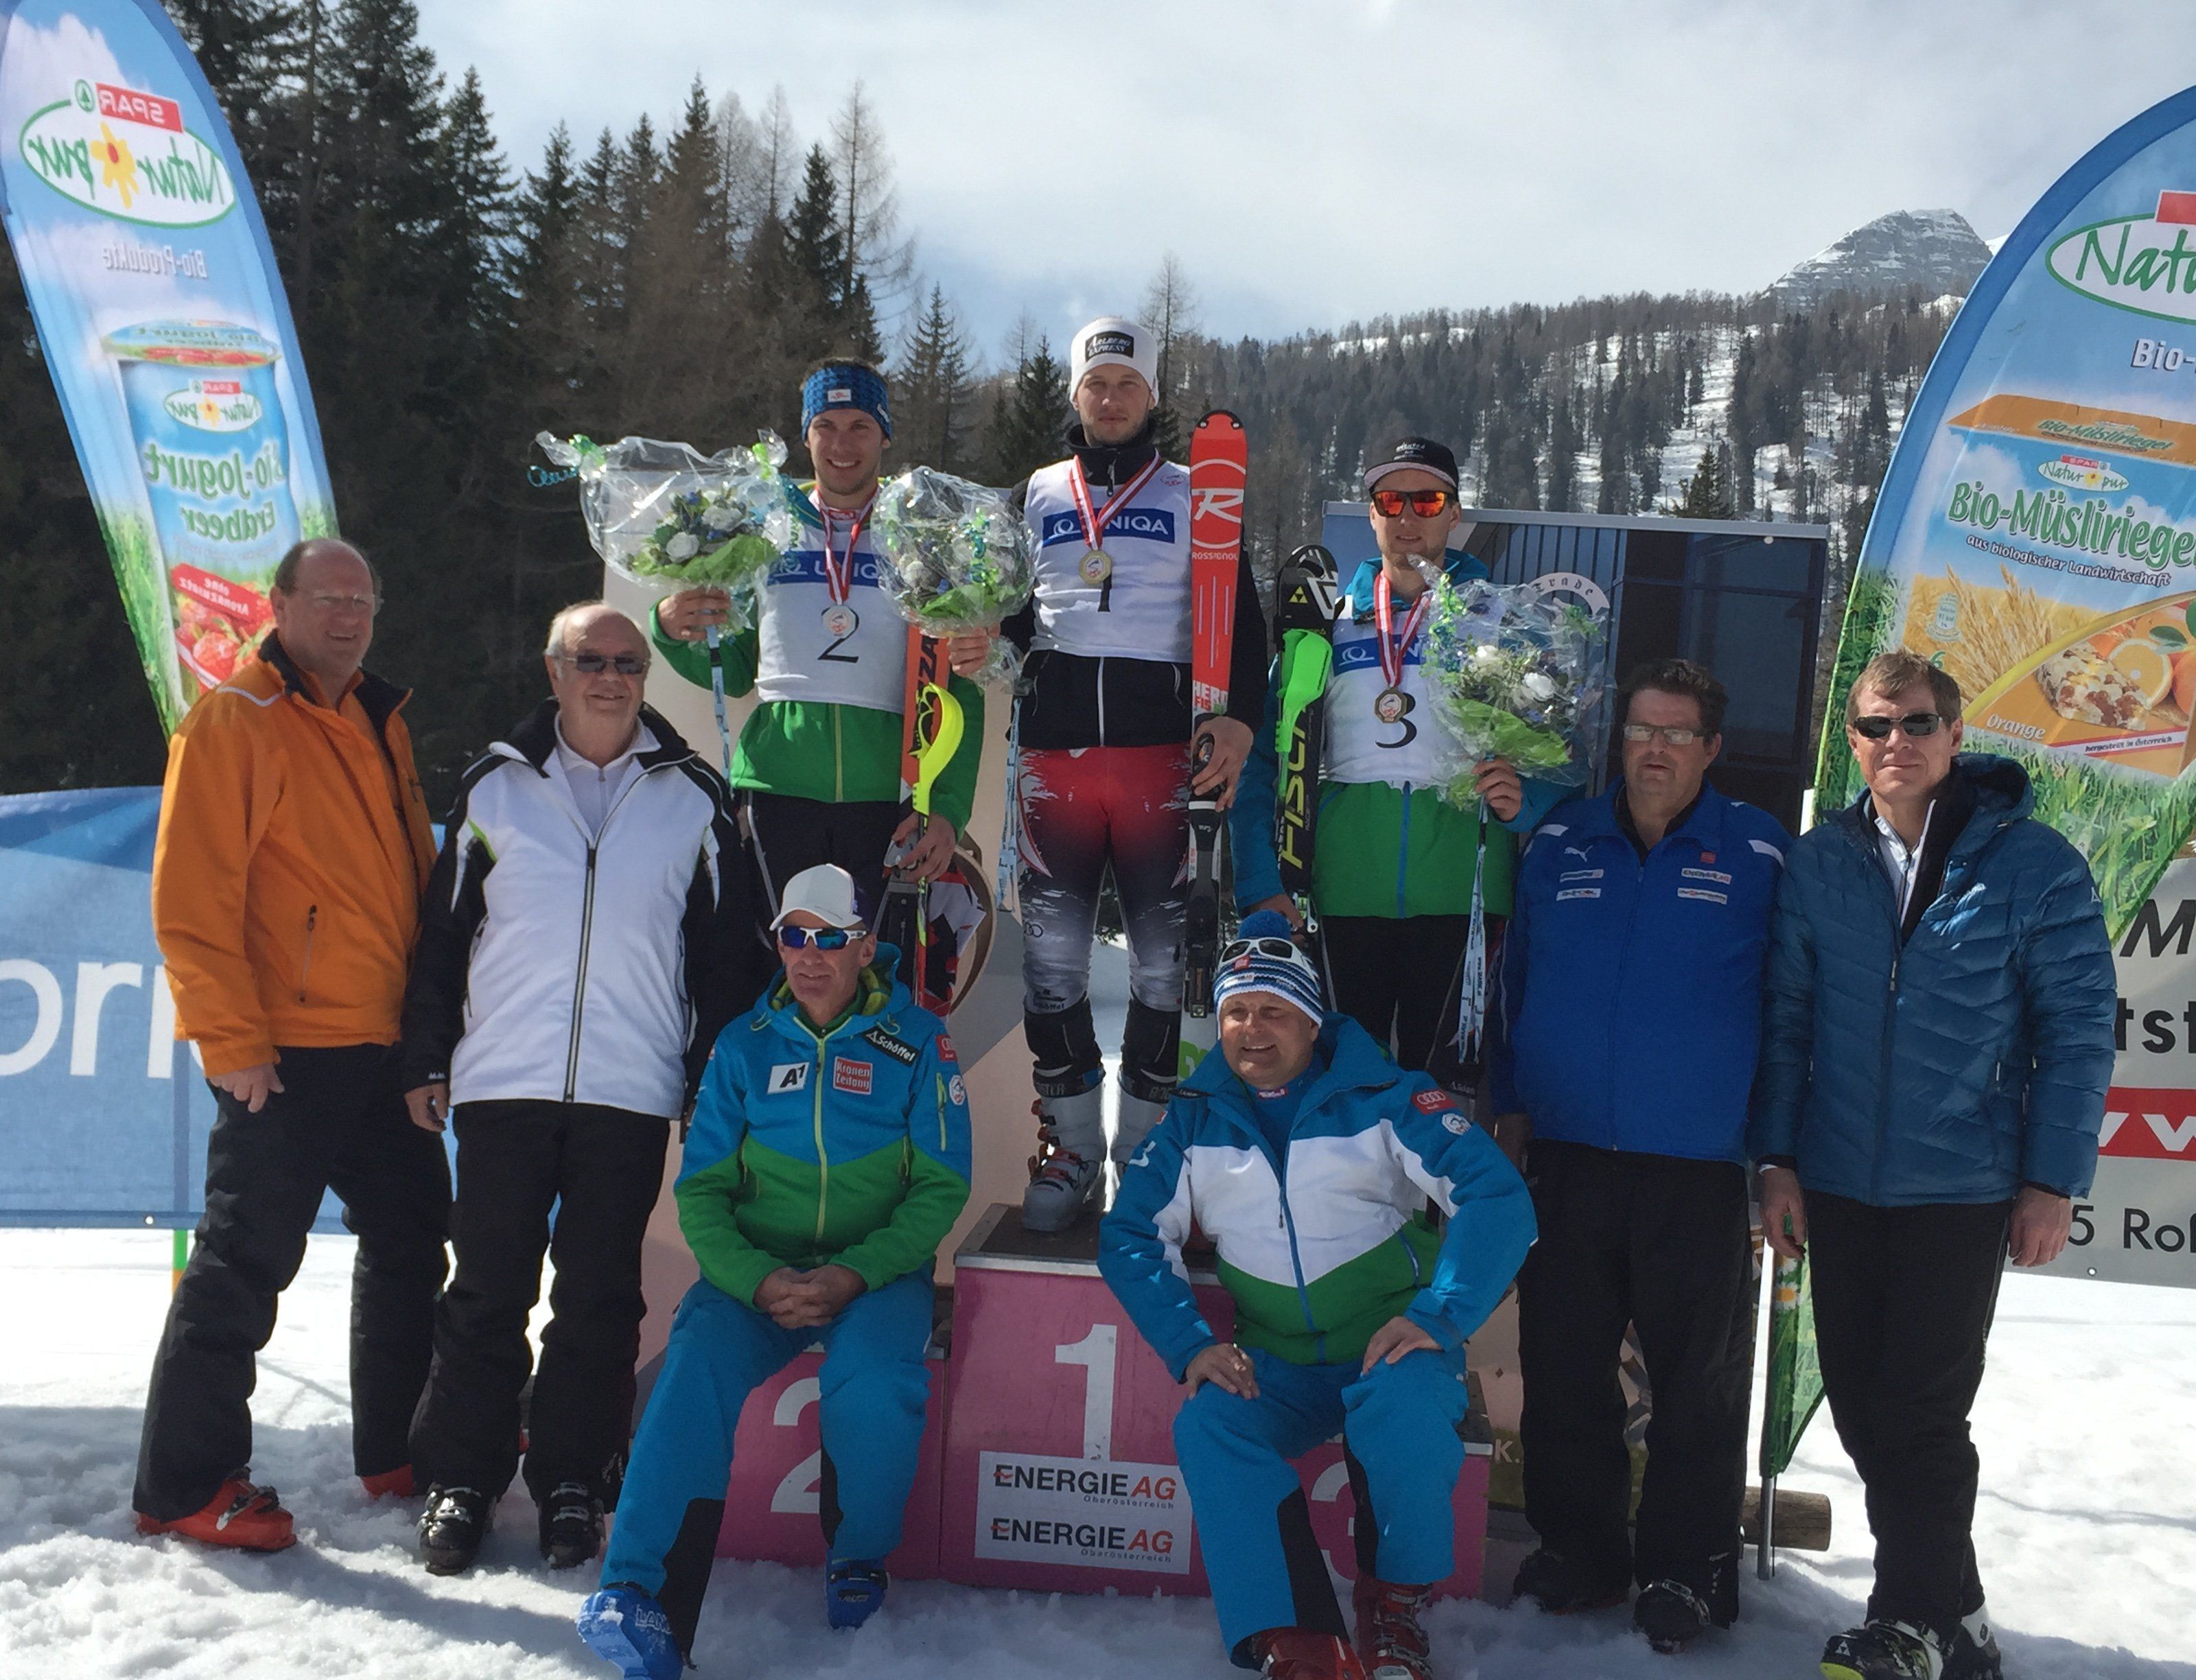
1821,1618,1948,1680
1023,1088,1105,1233
1351,1576,1433,1680
135,1474,295,1552
1634,1580,1713,1653
1512,1545,1628,1614
579,1583,683,1680
360,1465,414,1500
826,1559,890,1629
1946,1608,2002,1680
417,1484,492,1576
1252,1629,1370,1680
540,1481,604,1570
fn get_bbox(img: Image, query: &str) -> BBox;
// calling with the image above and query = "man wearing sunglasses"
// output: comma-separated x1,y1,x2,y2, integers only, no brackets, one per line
399,603,749,1576
581,863,970,1677
651,360,986,959
1753,651,2114,1680
1231,437,1563,1072
1489,659,1788,1651
1100,909,1533,1680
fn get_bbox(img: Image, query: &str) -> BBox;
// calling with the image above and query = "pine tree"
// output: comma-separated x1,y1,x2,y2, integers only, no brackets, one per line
1674,442,1736,520
896,284,977,471
786,144,842,301
984,331,1069,485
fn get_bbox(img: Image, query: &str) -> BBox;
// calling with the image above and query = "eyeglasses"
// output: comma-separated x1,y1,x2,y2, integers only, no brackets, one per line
566,652,648,676
778,925,861,950
305,592,380,616
1850,711,1947,741
1621,724,1707,747
1221,935,1311,966
1369,488,1456,519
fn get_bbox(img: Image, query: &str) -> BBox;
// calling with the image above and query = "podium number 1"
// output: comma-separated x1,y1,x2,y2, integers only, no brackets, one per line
1054,1323,1118,1461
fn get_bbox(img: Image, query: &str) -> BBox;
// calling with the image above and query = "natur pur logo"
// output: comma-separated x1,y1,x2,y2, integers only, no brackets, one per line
19,78,235,228
2049,191,2196,324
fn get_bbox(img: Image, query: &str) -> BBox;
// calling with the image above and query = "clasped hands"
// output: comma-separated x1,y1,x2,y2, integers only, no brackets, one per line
754,1263,868,1329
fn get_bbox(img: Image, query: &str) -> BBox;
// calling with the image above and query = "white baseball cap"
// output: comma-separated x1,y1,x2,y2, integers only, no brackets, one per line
770,863,867,932
1071,315,1158,395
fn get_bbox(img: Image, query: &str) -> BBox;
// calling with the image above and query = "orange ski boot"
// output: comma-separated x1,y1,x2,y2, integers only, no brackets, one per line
135,1476,296,1551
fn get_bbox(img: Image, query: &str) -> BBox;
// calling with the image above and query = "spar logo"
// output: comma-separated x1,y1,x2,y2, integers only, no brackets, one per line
2037,453,2129,493
163,380,263,434
2048,191,2196,324
18,78,235,227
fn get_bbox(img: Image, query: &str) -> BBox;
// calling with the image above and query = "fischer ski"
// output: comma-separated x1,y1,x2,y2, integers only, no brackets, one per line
1181,410,1248,1079
879,626,961,1013
1272,544,1340,918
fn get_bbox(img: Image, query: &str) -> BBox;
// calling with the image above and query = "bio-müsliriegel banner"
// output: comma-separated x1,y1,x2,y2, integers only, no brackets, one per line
1821,87,2196,936
0,1,334,730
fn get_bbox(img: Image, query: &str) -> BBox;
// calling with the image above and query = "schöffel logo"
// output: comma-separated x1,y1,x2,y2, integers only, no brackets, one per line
1040,509,1175,546
19,77,236,227
2048,191,2196,324
1084,329,1136,358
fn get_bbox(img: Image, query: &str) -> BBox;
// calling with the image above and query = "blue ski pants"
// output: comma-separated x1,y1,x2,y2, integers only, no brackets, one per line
600,1270,933,1653
1173,1344,1469,1666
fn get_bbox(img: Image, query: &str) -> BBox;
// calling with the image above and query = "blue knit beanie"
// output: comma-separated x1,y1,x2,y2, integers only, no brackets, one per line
801,363,893,441
1213,910,1324,1024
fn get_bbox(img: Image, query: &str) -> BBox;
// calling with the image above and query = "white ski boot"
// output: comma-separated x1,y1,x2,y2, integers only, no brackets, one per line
1023,1087,1105,1233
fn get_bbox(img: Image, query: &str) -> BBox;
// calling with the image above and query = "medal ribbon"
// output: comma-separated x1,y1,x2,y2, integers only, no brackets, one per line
1067,454,1165,553
1372,569,1432,692
819,493,874,605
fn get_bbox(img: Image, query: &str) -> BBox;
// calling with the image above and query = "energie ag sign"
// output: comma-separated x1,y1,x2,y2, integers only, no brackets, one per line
19,75,233,226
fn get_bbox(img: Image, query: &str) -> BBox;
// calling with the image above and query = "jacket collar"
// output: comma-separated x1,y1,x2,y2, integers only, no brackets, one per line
1063,417,1159,488
1340,552,1491,621
755,949,912,1040
1836,751,2031,863
1552,778,1729,853
257,632,410,734
495,699,697,777
1180,1012,1401,1137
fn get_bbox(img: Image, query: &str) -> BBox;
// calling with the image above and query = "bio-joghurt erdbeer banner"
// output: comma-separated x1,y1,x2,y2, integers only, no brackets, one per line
1819,84,2196,937
0,0,334,732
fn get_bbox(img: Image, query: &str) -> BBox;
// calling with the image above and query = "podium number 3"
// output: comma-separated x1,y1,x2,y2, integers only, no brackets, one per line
1055,1324,1118,1461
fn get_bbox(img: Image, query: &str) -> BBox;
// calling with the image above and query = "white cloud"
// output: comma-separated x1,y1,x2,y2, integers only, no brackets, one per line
407,0,2196,361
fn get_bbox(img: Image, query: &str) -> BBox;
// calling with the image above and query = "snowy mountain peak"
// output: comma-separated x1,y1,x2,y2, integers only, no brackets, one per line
1766,209,1994,308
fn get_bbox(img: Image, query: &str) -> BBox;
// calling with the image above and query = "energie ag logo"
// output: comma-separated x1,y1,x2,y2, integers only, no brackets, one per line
18,78,234,227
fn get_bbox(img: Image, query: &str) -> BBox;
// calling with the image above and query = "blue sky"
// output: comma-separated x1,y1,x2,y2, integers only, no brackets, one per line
411,0,2196,368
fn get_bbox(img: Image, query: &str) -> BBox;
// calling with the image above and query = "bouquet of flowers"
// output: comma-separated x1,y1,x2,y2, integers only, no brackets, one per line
1420,576,1607,807
870,467,1037,686
533,430,795,627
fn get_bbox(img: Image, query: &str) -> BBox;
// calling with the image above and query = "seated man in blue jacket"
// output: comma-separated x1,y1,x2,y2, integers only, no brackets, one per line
1753,651,2113,1680
1491,658,1788,1653
576,865,971,1679
1101,913,1534,1680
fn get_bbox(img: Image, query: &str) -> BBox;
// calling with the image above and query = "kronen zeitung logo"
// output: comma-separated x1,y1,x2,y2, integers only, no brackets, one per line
18,78,234,228
2051,191,2196,323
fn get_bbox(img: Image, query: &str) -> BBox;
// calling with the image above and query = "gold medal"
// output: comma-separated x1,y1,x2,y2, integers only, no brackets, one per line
1079,547,1114,585
822,603,858,640
1375,685,1407,723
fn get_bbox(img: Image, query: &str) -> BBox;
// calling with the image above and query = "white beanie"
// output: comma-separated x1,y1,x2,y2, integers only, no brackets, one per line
1070,315,1158,395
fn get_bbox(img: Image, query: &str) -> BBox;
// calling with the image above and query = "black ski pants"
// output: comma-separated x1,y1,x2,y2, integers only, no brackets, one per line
1316,913,1470,1073
1808,1189,2010,1633
1516,1139,1754,1597
743,789,902,935
135,1044,450,1520
408,1100,670,1505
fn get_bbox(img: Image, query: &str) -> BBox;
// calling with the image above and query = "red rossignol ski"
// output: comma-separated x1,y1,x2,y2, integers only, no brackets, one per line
1180,410,1248,1077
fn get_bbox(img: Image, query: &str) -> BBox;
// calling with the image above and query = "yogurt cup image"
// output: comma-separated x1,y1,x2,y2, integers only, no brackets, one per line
103,319,301,690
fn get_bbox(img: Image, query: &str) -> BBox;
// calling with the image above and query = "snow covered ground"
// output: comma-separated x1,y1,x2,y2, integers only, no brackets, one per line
3,1228,2192,1679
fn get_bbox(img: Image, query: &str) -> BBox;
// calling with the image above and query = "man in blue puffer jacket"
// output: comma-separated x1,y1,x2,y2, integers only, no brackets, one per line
1751,651,2114,1680
1491,658,1788,1653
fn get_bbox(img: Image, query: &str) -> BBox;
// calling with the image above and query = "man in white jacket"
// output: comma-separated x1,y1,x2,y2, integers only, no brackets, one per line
397,602,747,1577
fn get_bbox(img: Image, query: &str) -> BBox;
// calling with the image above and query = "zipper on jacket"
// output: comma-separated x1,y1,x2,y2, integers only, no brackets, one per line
832,707,843,803
564,843,599,1102
1604,841,1645,1152
1838,812,1907,1206
804,1020,841,1245
1397,784,1413,918
298,905,318,1003
1096,655,1108,746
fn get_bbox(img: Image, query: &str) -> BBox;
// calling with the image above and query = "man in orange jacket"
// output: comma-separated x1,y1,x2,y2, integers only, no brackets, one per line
133,537,452,1552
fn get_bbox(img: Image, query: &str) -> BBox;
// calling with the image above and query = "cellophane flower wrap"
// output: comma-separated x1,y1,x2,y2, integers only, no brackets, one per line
871,466,1037,687
1420,576,1607,806
535,431,795,628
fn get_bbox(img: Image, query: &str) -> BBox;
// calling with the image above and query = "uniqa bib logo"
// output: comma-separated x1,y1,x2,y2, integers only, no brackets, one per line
162,380,262,433
18,78,235,229
2048,191,2196,323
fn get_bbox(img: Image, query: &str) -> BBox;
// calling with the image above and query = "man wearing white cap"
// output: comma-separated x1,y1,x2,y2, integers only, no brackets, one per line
975,314,1269,1230
1100,910,1534,1680
578,863,970,1679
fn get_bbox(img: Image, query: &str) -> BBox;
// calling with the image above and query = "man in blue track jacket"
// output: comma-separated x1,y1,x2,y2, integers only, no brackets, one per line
1491,659,1787,1653
1101,912,1534,1680
1753,651,2114,1680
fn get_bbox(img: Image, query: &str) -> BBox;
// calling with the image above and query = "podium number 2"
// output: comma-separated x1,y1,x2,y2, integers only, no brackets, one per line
1055,1324,1118,1461
771,1377,824,1513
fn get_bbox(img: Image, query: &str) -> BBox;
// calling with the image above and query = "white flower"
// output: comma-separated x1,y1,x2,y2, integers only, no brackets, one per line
1522,672,1556,699
666,532,701,561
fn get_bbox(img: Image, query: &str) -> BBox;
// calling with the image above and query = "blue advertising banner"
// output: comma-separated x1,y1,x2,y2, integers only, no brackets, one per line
1819,84,2196,938
0,0,335,732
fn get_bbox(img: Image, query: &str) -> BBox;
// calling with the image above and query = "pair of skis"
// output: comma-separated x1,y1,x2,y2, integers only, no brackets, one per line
879,627,963,1014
